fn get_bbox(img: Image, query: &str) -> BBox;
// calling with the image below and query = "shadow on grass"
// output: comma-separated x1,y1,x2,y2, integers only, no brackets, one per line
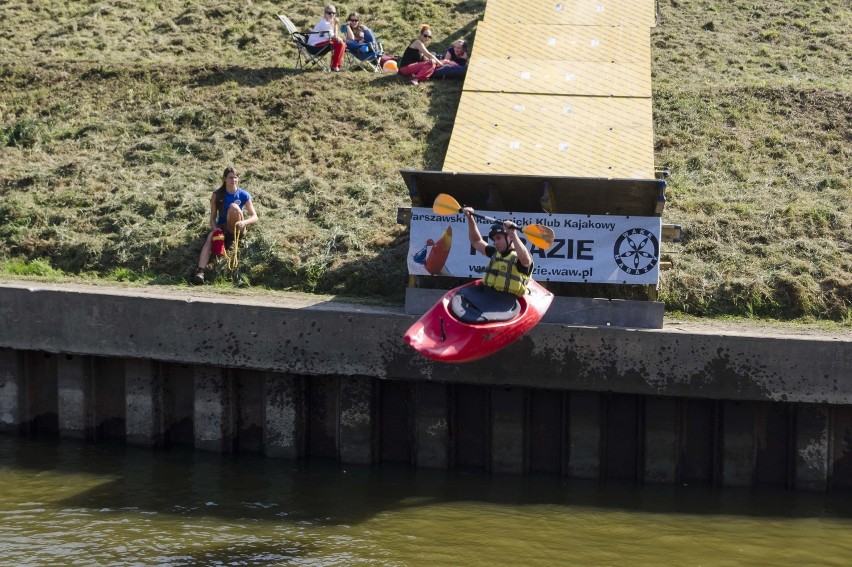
189,65,300,87
277,229,409,303
420,18,479,170
166,20,477,296
316,19,477,296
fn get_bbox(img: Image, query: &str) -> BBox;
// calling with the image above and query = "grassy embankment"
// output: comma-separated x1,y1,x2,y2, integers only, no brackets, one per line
0,0,849,323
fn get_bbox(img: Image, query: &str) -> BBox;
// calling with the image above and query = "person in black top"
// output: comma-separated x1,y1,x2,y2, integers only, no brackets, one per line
398,24,447,85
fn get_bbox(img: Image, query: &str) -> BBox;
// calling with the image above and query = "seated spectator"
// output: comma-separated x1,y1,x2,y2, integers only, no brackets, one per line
432,39,469,80
342,12,376,53
307,4,346,72
444,39,469,66
192,167,258,285
398,24,447,85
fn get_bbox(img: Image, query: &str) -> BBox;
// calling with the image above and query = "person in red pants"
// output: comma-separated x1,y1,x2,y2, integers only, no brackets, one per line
307,4,346,71
398,24,447,85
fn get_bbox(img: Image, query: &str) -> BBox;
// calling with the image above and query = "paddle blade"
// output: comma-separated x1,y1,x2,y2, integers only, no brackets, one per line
432,193,462,216
522,224,556,249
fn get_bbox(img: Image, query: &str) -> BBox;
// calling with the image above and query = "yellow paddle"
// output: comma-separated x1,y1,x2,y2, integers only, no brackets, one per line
432,193,556,249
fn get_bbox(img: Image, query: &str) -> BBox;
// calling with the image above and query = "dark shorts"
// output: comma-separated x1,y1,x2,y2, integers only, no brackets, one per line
216,224,235,247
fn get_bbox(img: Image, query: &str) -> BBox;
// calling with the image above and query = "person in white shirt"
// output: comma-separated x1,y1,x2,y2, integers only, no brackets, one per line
307,4,346,71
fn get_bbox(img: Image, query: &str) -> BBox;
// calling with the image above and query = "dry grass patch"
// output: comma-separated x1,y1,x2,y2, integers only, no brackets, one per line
0,0,849,321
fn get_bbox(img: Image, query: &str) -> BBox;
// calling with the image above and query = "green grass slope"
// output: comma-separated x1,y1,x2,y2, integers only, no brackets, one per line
0,0,849,322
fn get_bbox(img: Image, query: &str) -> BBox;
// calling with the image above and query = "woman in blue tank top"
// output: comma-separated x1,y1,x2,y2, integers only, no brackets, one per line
192,167,258,284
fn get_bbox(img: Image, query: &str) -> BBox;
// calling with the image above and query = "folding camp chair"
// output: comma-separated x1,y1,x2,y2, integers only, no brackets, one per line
277,14,332,72
345,39,385,72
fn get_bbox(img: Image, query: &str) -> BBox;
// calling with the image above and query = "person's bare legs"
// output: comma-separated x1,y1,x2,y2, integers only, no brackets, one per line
193,230,215,284
194,205,244,284
226,204,244,238
197,231,215,269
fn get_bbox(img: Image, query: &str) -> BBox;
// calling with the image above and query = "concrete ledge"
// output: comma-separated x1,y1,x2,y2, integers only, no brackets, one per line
57,355,93,440
405,287,664,328
0,282,849,405
0,348,23,433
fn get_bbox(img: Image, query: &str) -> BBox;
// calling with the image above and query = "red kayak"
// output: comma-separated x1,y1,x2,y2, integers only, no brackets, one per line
404,279,554,363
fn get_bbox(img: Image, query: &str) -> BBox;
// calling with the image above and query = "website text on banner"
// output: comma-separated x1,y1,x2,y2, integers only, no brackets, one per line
408,208,661,285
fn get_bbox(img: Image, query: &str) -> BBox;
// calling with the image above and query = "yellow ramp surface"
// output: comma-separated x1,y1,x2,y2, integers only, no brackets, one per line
462,59,651,97
473,22,650,63
484,0,657,27
443,122,653,178
440,0,657,180
452,92,652,130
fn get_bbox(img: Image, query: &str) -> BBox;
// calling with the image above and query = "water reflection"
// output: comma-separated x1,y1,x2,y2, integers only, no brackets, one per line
3,436,852,565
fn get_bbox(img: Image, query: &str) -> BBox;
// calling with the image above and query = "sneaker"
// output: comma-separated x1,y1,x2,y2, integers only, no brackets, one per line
192,268,205,285
409,78,419,86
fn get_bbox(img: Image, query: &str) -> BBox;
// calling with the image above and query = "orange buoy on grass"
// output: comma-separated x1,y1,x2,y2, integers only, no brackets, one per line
382,59,398,73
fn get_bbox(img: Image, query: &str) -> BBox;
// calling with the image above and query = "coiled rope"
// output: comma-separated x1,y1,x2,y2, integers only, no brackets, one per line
223,227,241,271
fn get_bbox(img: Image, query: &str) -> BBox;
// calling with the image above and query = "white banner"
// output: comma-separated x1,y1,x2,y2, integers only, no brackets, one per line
408,207,661,285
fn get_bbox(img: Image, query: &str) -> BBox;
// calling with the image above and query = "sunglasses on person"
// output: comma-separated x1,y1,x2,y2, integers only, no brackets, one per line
325,10,336,15
421,33,432,38
348,18,358,23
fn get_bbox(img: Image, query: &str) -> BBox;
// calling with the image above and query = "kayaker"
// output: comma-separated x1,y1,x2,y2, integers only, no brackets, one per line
462,207,533,296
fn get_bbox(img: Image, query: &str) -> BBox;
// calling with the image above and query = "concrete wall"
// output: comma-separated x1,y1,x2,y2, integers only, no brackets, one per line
0,282,850,490
0,283,848,404
5,346,852,490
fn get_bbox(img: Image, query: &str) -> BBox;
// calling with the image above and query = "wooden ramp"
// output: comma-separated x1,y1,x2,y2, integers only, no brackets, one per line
405,0,669,326
472,21,651,63
443,0,657,182
461,60,651,96
483,0,657,27
445,90,653,178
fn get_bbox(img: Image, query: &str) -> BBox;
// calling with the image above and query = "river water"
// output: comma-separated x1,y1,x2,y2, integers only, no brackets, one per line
3,437,852,566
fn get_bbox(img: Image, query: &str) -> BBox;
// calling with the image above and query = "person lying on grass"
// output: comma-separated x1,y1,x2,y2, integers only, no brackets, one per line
432,38,469,80
192,166,258,285
443,39,468,66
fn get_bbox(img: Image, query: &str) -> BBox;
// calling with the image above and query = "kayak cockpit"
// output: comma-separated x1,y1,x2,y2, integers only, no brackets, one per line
449,283,521,324
404,279,552,363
